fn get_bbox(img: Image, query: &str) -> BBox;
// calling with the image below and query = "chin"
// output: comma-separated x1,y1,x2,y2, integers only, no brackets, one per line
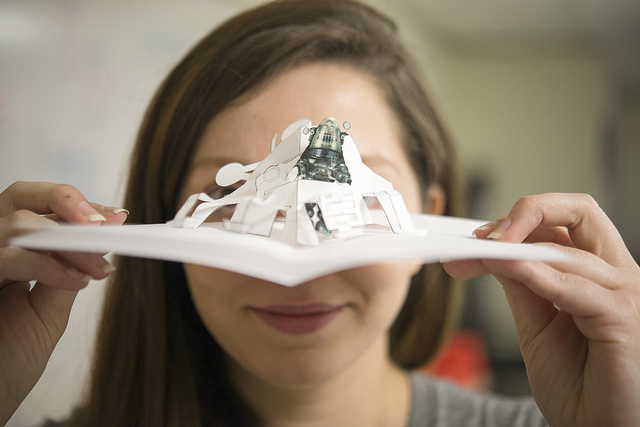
225,341,354,389
268,359,345,388
228,328,391,392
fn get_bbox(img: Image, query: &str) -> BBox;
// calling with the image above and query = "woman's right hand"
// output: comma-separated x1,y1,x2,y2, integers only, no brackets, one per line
0,182,128,424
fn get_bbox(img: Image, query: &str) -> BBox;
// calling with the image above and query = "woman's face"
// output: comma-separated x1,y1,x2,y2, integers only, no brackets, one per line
180,63,427,388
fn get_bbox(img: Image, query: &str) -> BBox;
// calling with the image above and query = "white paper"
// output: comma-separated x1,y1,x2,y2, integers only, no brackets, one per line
11,211,565,286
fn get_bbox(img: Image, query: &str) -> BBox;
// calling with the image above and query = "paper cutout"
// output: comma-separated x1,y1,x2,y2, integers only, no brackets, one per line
11,210,565,287
170,118,412,246
10,118,566,286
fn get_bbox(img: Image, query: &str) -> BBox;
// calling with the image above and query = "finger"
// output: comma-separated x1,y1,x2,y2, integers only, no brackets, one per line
2,208,123,252
491,260,637,352
482,257,614,319
0,209,58,246
54,251,115,281
0,247,94,291
1,210,116,285
497,278,589,393
520,225,575,248
474,193,631,265
445,240,616,288
93,204,129,225
0,281,78,348
0,281,78,422
442,259,489,280
40,204,128,226
541,243,624,291
0,182,128,225
29,283,79,340
0,182,102,222
498,278,559,343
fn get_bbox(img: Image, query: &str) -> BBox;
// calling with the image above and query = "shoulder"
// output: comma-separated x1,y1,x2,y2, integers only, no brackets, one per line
407,372,548,427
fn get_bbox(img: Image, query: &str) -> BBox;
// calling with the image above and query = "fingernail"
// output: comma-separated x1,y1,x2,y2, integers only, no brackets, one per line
473,221,497,236
488,217,511,240
67,268,93,283
90,254,115,274
79,201,107,223
100,206,130,215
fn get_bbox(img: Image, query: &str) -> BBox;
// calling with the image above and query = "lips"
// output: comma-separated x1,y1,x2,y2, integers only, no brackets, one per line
251,303,344,335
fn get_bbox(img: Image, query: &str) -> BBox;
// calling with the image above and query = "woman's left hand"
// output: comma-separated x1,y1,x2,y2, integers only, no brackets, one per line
443,193,640,427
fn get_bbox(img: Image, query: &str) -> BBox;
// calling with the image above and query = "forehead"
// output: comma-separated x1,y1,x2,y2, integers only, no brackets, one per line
192,63,407,165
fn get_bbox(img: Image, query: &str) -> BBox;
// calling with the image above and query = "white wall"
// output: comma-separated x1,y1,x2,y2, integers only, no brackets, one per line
442,55,609,217
437,52,611,358
1,1,239,425
609,98,640,257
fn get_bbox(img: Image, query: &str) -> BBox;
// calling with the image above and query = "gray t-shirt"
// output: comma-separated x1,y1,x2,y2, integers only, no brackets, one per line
43,373,547,426
408,372,548,427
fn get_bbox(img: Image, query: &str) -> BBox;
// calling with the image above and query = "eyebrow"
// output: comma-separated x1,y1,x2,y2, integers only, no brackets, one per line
360,155,400,173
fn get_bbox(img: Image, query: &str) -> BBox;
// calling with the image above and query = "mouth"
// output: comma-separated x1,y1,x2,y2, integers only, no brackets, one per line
251,303,345,335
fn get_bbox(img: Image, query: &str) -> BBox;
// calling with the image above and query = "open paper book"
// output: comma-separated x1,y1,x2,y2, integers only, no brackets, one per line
11,119,564,286
11,211,563,286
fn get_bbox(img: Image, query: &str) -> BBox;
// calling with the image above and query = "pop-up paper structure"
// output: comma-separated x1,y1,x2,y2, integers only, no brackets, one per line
170,118,413,246
9,118,566,287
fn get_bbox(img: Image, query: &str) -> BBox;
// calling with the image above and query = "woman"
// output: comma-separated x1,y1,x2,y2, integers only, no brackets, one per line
1,0,638,426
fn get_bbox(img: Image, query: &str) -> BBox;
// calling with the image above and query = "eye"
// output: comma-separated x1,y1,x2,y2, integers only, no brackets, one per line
205,185,238,200
202,184,239,222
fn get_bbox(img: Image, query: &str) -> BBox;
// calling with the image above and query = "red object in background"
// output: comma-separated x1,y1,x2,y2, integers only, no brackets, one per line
421,329,491,391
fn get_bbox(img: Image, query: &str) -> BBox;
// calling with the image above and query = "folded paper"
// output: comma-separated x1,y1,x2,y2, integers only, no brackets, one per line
10,118,566,286
11,211,564,286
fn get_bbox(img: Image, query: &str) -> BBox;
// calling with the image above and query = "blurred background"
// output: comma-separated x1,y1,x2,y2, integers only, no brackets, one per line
1,0,638,425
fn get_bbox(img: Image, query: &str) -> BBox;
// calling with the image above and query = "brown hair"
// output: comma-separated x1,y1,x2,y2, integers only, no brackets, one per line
74,0,463,425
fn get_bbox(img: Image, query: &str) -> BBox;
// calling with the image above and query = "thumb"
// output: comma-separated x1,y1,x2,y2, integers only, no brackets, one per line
29,283,78,343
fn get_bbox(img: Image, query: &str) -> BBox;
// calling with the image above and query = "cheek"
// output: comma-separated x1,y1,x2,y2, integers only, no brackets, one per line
183,265,247,337
341,261,419,327
398,174,423,214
